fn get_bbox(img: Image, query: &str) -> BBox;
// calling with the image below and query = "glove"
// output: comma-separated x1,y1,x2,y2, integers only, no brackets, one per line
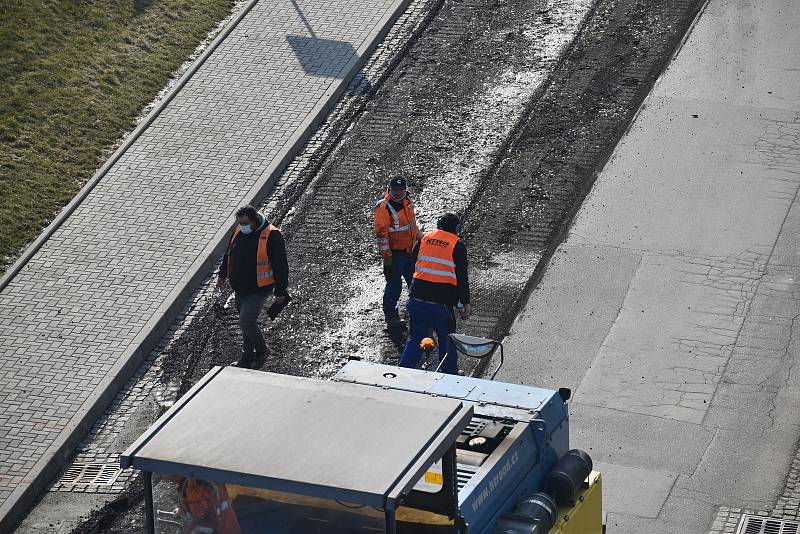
382,256,394,281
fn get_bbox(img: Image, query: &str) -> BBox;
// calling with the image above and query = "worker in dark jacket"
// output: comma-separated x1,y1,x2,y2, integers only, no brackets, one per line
218,205,289,369
399,213,470,374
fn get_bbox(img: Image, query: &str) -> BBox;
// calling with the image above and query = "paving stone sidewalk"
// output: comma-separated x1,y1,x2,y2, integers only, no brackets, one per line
0,0,410,529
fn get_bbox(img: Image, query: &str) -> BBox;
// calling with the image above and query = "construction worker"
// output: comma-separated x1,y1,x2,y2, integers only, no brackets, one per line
217,205,289,369
374,177,420,327
175,476,241,534
399,213,470,374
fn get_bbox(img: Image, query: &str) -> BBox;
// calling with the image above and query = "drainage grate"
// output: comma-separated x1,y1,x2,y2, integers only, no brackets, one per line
736,515,800,534
60,462,121,486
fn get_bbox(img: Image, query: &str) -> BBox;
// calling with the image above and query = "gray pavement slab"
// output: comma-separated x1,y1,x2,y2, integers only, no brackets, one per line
0,0,411,530
568,100,799,256
569,403,715,475
499,0,800,530
574,249,762,424
594,461,678,519
676,425,798,506
500,245,643,391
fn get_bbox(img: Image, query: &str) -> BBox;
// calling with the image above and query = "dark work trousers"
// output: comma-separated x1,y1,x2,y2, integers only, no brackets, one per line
399,298,457,374
382,251,415,320
234,290,270,354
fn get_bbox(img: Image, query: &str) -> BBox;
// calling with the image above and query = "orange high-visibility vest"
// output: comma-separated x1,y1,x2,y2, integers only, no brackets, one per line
413,229,458,286
179,478,241,534
374,194,419,256
227,224,277,287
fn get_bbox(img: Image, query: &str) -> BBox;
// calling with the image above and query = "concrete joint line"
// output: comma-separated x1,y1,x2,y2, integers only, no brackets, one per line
0,0,262,294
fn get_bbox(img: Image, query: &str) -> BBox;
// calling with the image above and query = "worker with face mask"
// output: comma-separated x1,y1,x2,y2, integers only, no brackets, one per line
373,177,420,327
218,205,289,369
399,212,471,374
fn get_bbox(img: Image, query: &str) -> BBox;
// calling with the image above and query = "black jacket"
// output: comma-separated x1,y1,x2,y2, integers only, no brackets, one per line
409,238,470,307
220,218,289,296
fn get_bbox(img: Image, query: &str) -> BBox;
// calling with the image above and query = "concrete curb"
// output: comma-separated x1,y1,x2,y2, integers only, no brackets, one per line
0,0,411,530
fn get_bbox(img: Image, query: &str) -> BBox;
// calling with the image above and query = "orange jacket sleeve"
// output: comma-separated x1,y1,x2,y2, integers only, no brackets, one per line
373,201,392,257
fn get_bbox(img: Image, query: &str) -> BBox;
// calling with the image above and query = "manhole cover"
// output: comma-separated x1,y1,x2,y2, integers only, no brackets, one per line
60,462,121,486
737,515,800,534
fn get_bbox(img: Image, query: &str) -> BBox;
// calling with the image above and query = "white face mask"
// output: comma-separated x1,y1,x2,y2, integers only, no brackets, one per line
239,224,253,234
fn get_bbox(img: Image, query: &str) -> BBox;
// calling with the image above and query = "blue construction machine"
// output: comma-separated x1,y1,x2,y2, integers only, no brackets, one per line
121,334,604,533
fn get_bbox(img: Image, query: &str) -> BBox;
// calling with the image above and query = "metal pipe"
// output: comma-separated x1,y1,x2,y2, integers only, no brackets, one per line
144,472,155,534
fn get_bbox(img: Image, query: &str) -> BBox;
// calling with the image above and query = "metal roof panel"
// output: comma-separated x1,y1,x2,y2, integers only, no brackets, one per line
121,366,472,508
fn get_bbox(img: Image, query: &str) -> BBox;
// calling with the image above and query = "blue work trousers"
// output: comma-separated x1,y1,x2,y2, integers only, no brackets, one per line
383,252,415,320
399,298,457,374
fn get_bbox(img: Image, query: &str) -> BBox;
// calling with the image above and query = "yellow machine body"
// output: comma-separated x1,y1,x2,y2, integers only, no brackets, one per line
549,471,603,534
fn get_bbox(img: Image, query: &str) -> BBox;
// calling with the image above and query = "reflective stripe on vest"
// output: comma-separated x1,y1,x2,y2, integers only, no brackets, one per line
417,255,456,267
384,200,401,228
378,198,417,245
227,224,277,287
413,229,458,286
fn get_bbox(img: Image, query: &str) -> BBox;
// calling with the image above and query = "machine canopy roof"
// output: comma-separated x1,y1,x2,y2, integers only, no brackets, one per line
121,366,473,509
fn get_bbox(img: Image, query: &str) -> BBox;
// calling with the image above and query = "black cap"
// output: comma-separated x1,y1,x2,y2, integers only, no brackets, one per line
388,177,407,190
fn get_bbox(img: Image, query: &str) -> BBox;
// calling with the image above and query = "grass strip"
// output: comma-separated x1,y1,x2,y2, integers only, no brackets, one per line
0,0,235,274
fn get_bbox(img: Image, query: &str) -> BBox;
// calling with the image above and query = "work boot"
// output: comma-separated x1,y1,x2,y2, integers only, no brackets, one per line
250,351,268,370
232,351,255,368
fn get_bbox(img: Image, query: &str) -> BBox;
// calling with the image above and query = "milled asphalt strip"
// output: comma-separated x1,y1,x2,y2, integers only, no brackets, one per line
0,0,411,530
0,0,260,294
474,0,708,379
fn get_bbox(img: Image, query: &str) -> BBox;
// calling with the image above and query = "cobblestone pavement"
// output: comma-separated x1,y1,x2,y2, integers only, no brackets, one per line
0,0,411,529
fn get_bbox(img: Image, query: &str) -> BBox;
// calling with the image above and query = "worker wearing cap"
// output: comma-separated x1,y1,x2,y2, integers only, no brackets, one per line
374,177,420,327
400,213,470,374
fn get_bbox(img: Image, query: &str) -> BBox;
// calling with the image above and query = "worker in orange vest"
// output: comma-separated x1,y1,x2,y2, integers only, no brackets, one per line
374,177,420,327
399,213,470,374
175,476,241,534
218,205,289,369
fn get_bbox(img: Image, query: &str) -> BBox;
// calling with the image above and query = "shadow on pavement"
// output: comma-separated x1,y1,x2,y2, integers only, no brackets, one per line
286,35,357,78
